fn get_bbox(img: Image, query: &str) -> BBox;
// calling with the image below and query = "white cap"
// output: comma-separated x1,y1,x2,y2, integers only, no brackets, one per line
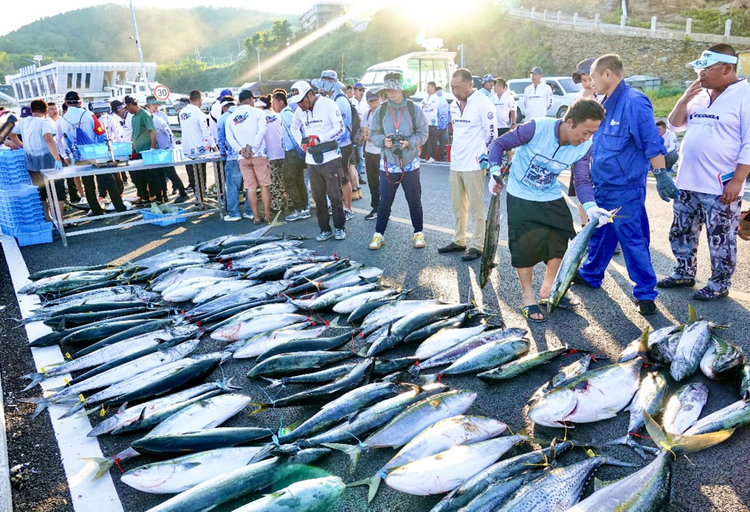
288,81,312,104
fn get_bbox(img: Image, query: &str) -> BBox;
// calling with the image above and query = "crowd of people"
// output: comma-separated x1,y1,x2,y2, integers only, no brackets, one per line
2,43,748,323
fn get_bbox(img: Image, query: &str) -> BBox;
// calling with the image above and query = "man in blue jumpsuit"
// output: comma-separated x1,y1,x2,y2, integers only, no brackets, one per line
573,54,676,316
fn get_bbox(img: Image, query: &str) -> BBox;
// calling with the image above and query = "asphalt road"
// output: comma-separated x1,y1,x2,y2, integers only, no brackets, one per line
4,162,750,511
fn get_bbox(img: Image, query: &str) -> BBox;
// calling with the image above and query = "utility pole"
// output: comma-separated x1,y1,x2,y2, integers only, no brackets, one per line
255,47,261,81
129,0,151,93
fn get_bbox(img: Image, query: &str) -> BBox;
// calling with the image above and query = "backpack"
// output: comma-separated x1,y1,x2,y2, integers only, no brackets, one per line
378,99,418,135
348,101,362,143
63,111,97,161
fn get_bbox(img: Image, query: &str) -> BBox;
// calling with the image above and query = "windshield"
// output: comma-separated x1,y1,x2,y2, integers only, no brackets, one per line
558,78,582,93
508,81,529,95
360,70,397,87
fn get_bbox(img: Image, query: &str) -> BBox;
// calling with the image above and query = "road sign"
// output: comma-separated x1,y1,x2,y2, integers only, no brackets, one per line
153,85,170,101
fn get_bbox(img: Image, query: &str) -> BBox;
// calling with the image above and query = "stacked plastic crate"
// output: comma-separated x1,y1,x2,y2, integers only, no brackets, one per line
0,150,53,246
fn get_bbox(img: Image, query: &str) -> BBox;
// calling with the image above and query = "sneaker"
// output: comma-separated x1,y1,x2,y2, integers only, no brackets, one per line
413,232,426,249
369,233,384,250
359,176,367,185
285,210,304,222
461,247,482,261
316,230,333,242
299,209,312,220
173,194,189,204
105,202,115,212
78,198,89,205
242,212,254,220
344,208,354,221
334,228,347,240
572,270,594,288
122,200,133,211
427,157,435,163
613,243,622,255
637,299,657,316
438,242,466,253
365,209,377,220
224,215,241,222
692,287,729,301
657,276,696,289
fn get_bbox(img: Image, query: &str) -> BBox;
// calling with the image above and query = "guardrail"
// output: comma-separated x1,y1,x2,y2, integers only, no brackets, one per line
507,7,750,45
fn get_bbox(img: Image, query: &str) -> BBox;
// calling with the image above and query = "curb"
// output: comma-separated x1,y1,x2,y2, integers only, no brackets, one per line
0,345,11,512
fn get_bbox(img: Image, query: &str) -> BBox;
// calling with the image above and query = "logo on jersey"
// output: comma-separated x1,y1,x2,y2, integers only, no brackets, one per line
690,113,720,121
233,112,249,125
180,112,191,120
487,112,494,120
335,110,341,117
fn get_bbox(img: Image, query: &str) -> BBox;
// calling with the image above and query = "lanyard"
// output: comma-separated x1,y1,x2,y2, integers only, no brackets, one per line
389,106,405,132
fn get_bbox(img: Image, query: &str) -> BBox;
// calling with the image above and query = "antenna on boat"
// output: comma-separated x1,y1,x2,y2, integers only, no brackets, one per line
129,0,152,94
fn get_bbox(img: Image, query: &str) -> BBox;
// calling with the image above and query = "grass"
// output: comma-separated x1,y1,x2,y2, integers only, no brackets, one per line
646,91,681,118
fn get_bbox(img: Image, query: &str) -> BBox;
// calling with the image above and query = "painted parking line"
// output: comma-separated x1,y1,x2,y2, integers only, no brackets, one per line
1,235,124,512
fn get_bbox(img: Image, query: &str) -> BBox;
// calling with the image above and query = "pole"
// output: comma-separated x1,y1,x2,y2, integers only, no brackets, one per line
129,0,151,93
256,48,261,81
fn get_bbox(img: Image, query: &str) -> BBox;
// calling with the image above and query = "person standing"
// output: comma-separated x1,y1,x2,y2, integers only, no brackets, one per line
179,90,216,202
263,94,293,213
656,120,679,172
493,78,516,136
125,95,166,203
277,91,310,222
488,99,605,321
523,67,553,121
367,72,429,250
421,81,440,162
436,86,451,162
439,68,495,261
572,58,604,102
572,54,672,316
47,101,83,203
217,96,251,221
146,96,188,203
352,82,368,185
658,44,750,300
361,90,382,221
288,80,347,241
225,90,270,224
480,74,496,101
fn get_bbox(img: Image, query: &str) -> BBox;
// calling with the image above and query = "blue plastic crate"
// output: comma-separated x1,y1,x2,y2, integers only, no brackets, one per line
77,144,111,160
111,142,132,158
142,149,174,166
141,208,186,227
0,173,33,187
0,150,25,166
14,221,53,246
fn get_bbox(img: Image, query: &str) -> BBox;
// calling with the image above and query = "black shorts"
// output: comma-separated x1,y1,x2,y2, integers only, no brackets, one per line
339,145,353,185
497,127,510,137
507,193,576,268
567,170,577,197
29,171,66,202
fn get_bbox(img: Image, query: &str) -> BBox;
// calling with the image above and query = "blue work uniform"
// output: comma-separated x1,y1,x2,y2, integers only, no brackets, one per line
578,79,666,301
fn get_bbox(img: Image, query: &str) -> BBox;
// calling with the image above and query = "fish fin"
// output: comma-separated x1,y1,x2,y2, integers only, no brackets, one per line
19,397,50,419
261,377,283,389
368,474,383,503
419,373,439,384
687,303,698,324
116,402,129,415
181,462,203,470
321,443,362,472
21,372,45,392
80,456,115,481
594,476,624,492
644,411,734,456
248,403,271,415
58,402,85,419
637,326,650,358
219,377,241,391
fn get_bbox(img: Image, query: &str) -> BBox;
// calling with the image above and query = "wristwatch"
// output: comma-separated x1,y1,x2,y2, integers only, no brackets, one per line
652,167,668,177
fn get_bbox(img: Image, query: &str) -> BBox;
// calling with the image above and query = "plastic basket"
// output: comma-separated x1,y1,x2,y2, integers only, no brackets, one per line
0,172,32,187
0,150,25,167
111,142,132,158
141,208,186,227
77,144,111,161
142,149,174,166
14,221,53,246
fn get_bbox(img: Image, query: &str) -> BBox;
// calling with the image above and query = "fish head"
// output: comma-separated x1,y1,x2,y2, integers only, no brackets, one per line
527,388,577,428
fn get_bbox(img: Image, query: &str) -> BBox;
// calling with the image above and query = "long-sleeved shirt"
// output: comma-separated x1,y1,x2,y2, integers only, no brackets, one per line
494,91,516,129
523,82,553,120
489,118,594,203
437,95,450,130
99,113,123,142
290,95,344,166
591,79,666,191
449,91,495,172
280,105,301,152
264,110,285,161
179,104,215,157
421,93,440,126
668,80,750,196
369,98,429,173
331,91,352,147
224,105,267,160
151,112,175,150
58,105,107,159
217,106,237,159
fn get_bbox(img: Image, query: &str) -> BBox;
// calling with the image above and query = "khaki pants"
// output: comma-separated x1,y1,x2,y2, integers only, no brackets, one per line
450,169,486,251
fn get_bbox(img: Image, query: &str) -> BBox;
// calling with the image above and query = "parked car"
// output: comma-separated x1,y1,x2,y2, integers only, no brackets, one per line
507,76,582,122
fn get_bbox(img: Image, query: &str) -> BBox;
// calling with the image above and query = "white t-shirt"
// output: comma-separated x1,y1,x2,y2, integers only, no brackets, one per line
494,91,516,129
662,130,678,153
179,104,215,156
669,80,750,196
152,113,175,150
120,112,132,143
290,95,345,166
99,113,123,142
264,109,285,161
523,82,553,120
422,93,440,126
362,108,381,155
449,91,496,172
353,96,368,120
209,100,223,143
575,90,605,103
224,105,267,160
12,116,55,156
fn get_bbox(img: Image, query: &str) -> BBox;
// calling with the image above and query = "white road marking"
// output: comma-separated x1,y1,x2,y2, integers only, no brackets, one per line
1,235,124,512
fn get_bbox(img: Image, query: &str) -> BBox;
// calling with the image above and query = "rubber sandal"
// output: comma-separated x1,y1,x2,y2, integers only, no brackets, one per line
538,296,581,310
520,304,546,323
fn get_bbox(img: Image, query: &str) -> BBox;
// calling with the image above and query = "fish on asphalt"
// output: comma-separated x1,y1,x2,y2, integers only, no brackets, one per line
346,292,409,325
70,318,177,357
351,415,506,502
255,329,358,362
617,325,680,363
27,264,116,281
122,446,268,494
211,313,309,342
149,266,237,293
479,173,503,289
232,476,345,512
306,282,380,311
671,306,712,382
247,350,353,379
261,362,359,389
416,328,528,370
457,474,533,512
385,435,527,496
683,398,750,436
415,325,488,361
528,354,595,403
740,361,750,399
433,339,530,377
324,389,477,470
478,346,572,381
700,334,744,380
662,382,709,435
333,289,398,314
19,269,122,295
143,451,330,512
231,325,327,359
131,427,271,456
185,287,288,321
358,299,441,331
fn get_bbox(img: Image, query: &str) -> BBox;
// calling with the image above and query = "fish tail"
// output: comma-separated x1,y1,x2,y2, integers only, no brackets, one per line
347,474,383,503
269,211,284,228
687,303,698,323
261,377,283,389
643,411,734,456
58,402,85,420
321,442,362,472
248,402,271,415
637,326,650,358
80,456,115,481
21,372,45,392
19,397,50,419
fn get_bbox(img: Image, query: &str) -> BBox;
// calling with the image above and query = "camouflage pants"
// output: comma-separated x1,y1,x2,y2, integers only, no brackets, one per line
269,159,293,212
668,190,742,292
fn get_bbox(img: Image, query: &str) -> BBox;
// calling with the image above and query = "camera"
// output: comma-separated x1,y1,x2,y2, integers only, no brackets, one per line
89,101,113,114
387,132,406,157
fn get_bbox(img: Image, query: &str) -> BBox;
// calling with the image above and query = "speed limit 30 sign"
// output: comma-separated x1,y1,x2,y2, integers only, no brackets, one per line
153,84,171,101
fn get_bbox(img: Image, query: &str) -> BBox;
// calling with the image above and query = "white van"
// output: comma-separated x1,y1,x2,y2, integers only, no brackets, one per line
507,76,582,122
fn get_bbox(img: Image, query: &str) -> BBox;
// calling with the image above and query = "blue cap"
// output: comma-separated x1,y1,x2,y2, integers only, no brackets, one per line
20,106,31,118
218,88,232,100
482,74,496,84
354,82,364,89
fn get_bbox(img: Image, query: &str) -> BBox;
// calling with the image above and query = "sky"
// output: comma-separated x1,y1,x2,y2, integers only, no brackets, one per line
0,0,320,37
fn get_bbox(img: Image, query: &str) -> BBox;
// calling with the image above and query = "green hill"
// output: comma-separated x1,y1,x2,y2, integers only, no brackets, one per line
0,4,285,75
